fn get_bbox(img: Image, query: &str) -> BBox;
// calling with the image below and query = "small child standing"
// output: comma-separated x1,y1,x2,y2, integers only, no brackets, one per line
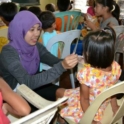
58,27,121,124
39,11,59,57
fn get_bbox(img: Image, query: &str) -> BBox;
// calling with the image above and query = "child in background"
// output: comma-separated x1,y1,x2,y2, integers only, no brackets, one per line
58,27,121,124
19,6,28,11
45,3,55,12
0,2,18,26
28,6,42,18
56,0,71,31
87,0,95,16
39,11,59,57
0,77,30,124
86,0,120,30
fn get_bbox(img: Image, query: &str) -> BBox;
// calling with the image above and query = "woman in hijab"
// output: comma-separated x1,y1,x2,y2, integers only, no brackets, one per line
0,11,78,111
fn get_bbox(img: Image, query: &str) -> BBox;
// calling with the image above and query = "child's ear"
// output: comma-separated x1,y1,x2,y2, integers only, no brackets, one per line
52,22,56,29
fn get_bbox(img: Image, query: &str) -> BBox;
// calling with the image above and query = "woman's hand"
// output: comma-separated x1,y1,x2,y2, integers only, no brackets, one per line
62,54,78,69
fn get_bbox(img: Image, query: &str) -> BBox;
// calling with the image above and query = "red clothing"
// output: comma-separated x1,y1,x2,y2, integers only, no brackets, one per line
0,92,10,124
87,6,95,16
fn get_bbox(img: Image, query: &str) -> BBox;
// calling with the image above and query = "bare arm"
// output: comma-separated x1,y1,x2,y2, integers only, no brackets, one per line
111,96,119,116
0,78,31,116
80,84,102,124
80,84,90,112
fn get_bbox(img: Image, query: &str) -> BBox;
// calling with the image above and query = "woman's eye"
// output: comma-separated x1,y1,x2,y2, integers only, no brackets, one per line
30,28,34,31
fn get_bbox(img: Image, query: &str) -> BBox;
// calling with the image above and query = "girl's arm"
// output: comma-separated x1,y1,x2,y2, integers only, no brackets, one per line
110,96,119,116
80,84,90,112
80,84,101,124
0,78,31,116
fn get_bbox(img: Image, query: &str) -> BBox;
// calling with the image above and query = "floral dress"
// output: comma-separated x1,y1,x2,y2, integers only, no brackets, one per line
60,61,121,123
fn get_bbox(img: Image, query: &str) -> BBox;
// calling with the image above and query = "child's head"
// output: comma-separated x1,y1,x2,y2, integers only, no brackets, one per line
57,0,70,11
39,11,56,31
0,2,18,25
28,6,42,18
45,3,55,12
83,27,115,68
19,6,28,11
95,0,120,21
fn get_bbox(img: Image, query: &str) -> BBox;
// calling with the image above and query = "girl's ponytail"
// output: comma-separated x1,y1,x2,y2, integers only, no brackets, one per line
111,1,120,23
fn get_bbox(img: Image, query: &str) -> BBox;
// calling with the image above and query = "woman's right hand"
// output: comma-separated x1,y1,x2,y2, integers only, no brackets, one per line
61,54,78,69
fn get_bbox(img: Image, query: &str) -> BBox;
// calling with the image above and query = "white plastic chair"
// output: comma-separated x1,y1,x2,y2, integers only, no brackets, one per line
11,84,68,124
42,30,81,88
11,107,57,124
64,81,124,124
112,25,124,38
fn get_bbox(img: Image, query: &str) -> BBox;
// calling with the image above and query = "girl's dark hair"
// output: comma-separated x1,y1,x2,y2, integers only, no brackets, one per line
83,27,115,68
96,0,120,22
39,11,55,29
45,4,55,12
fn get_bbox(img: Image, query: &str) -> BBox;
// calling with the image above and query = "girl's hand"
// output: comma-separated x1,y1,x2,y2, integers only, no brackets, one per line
62,54,78,69
85,14,99,31
2,103,8,115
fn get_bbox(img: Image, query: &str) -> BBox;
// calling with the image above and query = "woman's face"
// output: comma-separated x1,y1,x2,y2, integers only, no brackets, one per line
24,24,41,46
94,3,105,16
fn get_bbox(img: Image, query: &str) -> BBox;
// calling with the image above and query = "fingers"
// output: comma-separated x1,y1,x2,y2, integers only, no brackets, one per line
62,54,78,69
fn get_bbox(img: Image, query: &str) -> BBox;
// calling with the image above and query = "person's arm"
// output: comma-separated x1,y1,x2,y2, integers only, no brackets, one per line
85,14,100,31
36,42,62,66
0,78,30,116
1,46,78,90
80,84,90,112
110,96,119,116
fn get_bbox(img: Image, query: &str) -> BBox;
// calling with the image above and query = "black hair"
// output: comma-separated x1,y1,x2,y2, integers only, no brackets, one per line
0,2,18,22
19,6,28,11
28,6,42,18
96,0,120,22
39,11,55,30
45,4,55,12
57,0,70,11
83,27,115,68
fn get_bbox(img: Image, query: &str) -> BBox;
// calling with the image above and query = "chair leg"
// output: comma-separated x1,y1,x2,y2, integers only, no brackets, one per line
69,69,75,88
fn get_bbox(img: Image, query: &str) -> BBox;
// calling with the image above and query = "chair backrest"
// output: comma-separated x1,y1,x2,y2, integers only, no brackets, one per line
78,81,124,124
0,27,9,52
46,30,81,59
112,25,124,38
114,32,124,69
55,11,81,32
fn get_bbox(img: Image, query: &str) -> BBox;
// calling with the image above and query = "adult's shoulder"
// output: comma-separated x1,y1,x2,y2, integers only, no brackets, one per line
1,45,19,58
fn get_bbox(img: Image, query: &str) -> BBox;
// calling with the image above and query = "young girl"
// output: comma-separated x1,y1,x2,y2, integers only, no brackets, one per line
59,28,121,124
86,0,120,30
0,77,30,124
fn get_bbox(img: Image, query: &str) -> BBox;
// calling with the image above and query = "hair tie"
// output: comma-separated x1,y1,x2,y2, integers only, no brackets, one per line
111,5,115,12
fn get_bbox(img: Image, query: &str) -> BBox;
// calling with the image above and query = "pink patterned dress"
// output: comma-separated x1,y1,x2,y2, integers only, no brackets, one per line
60,61,121,123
